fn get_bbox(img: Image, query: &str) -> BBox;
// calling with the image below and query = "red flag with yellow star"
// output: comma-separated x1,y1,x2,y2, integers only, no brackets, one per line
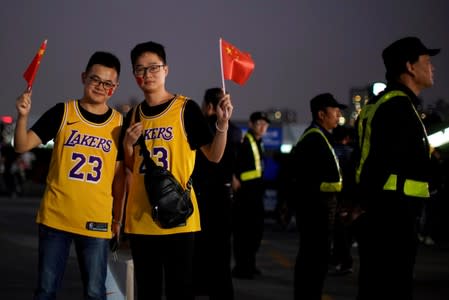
23,39,47,90
220,38,255,85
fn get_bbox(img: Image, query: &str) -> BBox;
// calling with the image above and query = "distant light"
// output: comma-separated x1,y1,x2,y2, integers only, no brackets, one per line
0,115,13,124
274,111,282,120
353,95,362,102
372,82,386,96
428,128,449,148
280,144,293,153
338,116,346,126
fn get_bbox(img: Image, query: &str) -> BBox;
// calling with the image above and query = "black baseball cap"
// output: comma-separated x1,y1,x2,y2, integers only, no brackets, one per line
310,93,347,115
250,111,271,124
382,37,440,76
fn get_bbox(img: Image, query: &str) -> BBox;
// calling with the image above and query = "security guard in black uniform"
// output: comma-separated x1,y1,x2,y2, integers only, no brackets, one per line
291,93,346,300
232,111,270,279
192,88,242,300
355,37,439,300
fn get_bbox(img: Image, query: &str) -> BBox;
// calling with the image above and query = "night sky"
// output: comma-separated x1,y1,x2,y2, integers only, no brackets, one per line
1,0,448,125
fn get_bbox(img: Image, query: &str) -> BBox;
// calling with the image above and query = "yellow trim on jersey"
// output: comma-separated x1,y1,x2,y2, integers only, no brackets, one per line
125,95,201,235
37,100,123,238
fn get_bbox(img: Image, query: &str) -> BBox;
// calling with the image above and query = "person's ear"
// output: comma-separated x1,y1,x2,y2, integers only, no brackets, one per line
405,61,415,76
318,110,325,121
208,103,215,113
81,72,87,85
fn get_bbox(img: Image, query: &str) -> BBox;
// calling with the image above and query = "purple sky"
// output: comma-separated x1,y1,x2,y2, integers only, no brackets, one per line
1,0,449,125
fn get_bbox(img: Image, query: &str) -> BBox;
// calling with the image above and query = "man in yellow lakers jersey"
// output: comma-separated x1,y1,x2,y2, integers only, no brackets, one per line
14,51,125,300
118,41,233,299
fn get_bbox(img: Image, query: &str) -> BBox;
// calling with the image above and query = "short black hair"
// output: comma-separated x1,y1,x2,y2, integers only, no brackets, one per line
130,41,166,70
203,87,223,109
250,111,271,124
85,51,121,77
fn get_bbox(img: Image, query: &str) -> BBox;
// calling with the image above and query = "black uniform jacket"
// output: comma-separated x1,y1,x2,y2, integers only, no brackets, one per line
356,82,431,195
291,123,341,197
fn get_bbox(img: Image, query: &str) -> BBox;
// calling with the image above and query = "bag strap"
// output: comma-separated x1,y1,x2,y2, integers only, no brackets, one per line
134,104,193,192
133,105,158,170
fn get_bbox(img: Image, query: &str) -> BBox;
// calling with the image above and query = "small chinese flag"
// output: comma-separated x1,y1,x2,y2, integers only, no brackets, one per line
220,38,255,85
23,39,47,90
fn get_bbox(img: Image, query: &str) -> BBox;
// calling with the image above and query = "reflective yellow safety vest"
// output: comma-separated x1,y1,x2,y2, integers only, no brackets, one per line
356,90,430,198
240,133,263,181
299,128,342,192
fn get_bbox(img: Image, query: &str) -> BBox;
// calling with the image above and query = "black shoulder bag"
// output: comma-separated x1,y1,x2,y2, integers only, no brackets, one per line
136,108,194,228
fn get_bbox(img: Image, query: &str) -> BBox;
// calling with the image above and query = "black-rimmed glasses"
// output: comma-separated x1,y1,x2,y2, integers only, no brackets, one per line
87,75,117,90
133,64,165,76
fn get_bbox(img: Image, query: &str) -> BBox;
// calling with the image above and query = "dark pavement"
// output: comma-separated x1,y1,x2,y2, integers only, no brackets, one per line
1,189,449,299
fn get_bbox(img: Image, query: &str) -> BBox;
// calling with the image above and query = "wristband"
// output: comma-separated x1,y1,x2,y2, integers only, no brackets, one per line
215,121,228,133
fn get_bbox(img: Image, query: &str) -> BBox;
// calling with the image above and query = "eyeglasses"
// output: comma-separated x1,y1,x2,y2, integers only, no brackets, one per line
133,64,165,76
87,75,117,90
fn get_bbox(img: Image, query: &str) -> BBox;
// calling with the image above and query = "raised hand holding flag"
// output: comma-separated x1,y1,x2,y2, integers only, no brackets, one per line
220,38,255,90
23,39,47,91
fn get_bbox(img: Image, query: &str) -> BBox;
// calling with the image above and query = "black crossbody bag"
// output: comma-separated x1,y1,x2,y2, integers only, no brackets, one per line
135,108,194,228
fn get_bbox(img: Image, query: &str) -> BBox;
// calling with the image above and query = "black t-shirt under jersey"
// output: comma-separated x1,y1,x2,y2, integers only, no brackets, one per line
117,97,213,161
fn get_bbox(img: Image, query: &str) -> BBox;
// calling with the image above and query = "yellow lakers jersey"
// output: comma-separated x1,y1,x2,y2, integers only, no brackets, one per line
125,95,201,235
37,100,123,238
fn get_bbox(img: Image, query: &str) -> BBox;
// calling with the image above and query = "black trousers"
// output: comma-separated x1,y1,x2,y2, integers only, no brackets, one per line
354,191,422,300
129,233,195,300
331,209,353,269
232,181,265,274
193,183,234,300
294,193,337,300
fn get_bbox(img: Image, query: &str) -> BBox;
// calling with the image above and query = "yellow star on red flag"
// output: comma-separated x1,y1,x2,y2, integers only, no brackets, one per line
221,38,255,85
23,39,47,90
